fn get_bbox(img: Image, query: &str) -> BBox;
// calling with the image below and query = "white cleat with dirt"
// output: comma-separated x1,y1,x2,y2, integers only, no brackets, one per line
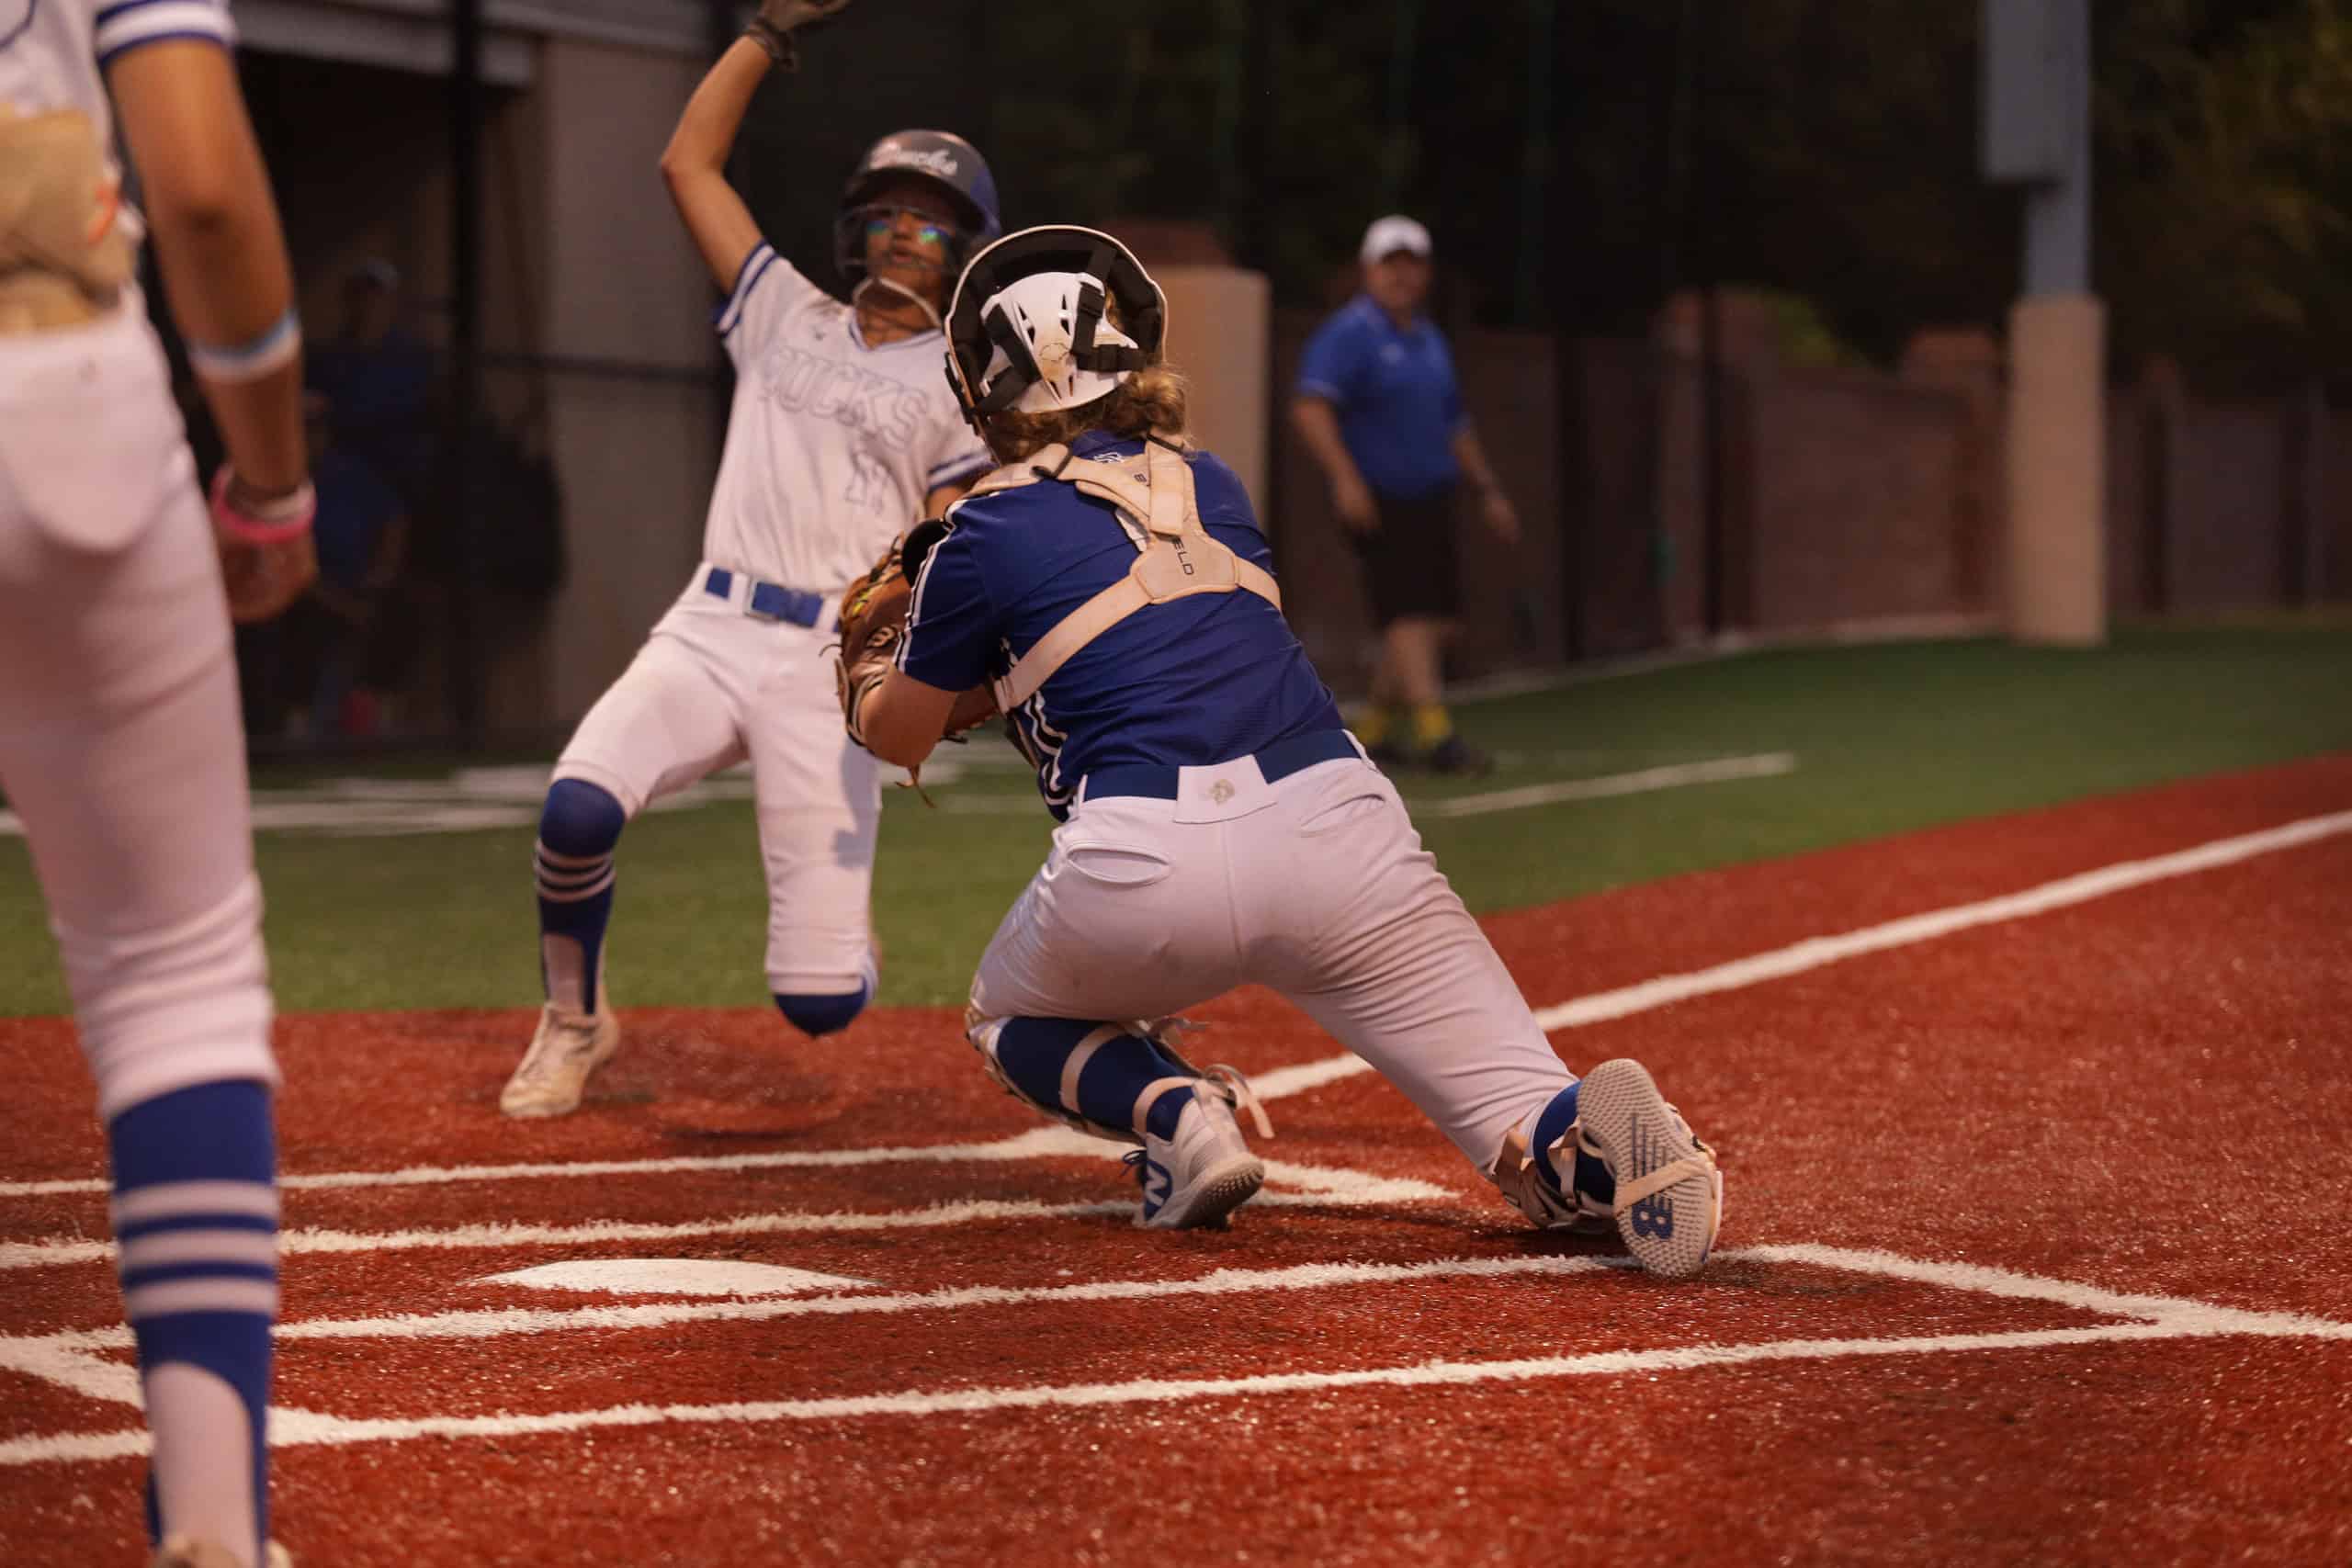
499,984,620,1119
1131,1083,1266,1230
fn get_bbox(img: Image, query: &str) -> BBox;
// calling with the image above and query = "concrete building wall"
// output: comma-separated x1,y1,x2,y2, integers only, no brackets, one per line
533,35,723,723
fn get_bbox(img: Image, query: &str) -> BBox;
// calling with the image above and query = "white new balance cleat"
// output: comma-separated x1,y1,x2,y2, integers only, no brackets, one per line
1131,1082,1266,1230
499,983,620,1119
147,1539,293,1568
1572,1058,1723,1279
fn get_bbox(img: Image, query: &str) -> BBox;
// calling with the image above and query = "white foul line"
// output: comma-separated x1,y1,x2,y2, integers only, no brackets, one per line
1415,752,1797,819
1531,807,2352,1031
5,1244,2345,1468
6,805,2344,1207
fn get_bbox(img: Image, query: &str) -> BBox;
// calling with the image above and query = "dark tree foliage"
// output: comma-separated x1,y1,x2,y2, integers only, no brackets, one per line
2094,0,2352,388
746,0,2349,383
983,2,2015,358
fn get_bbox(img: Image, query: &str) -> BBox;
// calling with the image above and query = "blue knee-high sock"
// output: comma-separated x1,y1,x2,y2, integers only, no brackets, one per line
108,1079,277,1559
537,779,625,1014
1527,1082,1616,1207
991,1018,1193,1141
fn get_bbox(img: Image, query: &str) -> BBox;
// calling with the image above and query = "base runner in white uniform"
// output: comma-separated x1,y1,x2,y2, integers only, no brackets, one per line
4,5,317,1564
499,0,998,1117
847,227,1724,1276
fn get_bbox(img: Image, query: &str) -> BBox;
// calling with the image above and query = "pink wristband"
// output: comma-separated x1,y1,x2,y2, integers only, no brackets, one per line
209,466,316,545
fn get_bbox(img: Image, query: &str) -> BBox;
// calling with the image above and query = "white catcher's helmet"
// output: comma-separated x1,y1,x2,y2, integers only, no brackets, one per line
944,225,1167,423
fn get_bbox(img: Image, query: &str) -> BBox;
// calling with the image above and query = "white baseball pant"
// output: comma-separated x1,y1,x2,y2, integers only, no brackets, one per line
0,308,277,1120
553,574,883,996
967,741,1573,1173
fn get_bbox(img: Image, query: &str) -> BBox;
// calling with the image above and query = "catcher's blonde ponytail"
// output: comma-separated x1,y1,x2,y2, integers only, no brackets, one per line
986,367,1190,462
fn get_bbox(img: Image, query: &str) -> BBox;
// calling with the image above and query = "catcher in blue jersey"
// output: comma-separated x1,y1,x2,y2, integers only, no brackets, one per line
831,227,1722,1275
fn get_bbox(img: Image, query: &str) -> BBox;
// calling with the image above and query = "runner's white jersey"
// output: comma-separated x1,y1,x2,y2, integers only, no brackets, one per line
707,241,993,592
2,0,237,145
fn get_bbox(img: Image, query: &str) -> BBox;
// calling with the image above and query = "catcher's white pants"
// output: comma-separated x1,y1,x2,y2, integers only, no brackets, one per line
554,570,882,995
968,741,1574,1173
0,307,277,1121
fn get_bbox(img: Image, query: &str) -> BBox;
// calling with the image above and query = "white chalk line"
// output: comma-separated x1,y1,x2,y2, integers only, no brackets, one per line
6,804,2344,1213
0,1119,1384,1202
12,1254,1623,1368
0,1160,1447,1273
5,1244,2345,1469
1531,807,2352,1030
1415,752,1797,819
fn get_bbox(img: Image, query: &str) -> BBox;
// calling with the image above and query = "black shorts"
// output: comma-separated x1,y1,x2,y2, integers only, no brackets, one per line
1351,486,1461,626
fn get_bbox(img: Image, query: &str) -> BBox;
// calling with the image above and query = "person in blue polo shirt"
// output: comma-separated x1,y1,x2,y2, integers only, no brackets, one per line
1292,214,1520,774
841,224,1721,1277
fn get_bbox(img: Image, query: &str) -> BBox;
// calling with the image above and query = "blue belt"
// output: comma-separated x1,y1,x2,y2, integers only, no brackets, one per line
704,567,829,629
1082,729,1363,803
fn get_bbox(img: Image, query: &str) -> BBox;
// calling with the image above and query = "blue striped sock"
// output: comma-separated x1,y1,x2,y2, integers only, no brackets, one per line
537,780,624,1013
107,1078,277,1562
991,1019,1192,1140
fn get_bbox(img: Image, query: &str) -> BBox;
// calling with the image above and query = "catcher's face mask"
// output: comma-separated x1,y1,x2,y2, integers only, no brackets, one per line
943,225,1167,427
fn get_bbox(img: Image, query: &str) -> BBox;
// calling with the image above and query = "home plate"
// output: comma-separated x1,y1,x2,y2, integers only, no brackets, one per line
476,1259,875,1296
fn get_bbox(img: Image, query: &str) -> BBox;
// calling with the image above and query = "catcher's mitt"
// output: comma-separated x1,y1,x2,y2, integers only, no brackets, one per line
210,466,318,626
835,520,996,758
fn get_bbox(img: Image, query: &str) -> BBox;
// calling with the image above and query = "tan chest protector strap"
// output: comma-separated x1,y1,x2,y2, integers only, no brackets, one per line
0,109,132,333
989,441,1282,714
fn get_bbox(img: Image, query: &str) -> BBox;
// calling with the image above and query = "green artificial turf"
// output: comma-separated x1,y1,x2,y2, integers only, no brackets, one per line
3,617,2346,1015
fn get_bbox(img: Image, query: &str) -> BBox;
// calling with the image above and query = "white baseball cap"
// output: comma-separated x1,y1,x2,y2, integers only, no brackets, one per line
1359,214,1432,265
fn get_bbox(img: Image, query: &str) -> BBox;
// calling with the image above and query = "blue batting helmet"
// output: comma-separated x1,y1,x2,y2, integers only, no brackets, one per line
833,130,1002,284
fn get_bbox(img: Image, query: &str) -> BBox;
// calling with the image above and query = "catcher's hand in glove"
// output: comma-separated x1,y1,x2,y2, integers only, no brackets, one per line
743,0,854,68
210,466,317,626
835,520,996,765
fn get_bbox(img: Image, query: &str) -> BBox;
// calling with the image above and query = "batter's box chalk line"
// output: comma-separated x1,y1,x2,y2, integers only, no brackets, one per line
0,1148,1450,1272
2,1244,2347,1467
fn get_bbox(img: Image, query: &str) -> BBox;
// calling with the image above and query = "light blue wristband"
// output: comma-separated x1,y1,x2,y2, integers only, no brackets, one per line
187,307,301,383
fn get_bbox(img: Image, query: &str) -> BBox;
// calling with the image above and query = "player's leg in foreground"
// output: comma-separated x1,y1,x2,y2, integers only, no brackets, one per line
965,845,1267,1230
502,632,745,1117
960,812,1284,1231
1256,761,1721,1277
0,457,285,1563
967,756,1719,1270
2,33,316,1561
968,1013,1272,1230
505,774,627,1116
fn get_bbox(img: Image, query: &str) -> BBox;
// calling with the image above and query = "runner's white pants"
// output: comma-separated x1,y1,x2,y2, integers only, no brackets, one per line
969,745,1572,1171
0,307,277,1120
554,577,883,996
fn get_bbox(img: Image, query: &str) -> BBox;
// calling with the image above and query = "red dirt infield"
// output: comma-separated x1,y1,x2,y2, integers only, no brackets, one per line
4,757,2349,1566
